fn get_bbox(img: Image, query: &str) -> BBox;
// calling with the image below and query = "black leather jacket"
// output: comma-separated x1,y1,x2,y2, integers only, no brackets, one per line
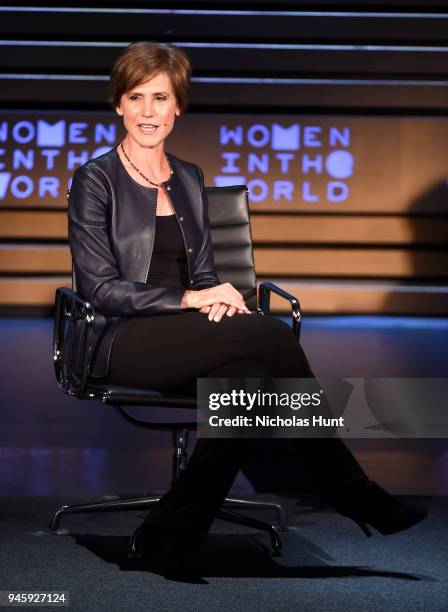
68,147,219,378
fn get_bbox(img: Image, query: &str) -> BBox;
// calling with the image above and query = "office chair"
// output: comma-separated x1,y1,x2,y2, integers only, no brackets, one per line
49,185,302,555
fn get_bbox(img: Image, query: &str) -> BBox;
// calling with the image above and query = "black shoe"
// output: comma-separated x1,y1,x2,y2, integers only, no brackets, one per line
128,524,204,582
336,480,428,537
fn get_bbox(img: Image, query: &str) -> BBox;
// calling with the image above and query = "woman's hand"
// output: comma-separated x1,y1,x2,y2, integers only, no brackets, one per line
181,283,251,313
199,303,248,322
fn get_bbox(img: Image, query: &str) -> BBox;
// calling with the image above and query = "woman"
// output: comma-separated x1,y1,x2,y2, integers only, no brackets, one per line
68,41,427,576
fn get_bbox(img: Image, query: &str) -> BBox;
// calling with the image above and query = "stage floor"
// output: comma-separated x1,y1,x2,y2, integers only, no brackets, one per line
0,493,446,611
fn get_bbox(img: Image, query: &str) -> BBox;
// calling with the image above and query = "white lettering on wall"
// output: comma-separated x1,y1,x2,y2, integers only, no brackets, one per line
0,122,7,143
11,175,33,198
39,177,60,198
273,181,294,201
303,126,322,148
69,123,88,144
220,125,243,146
302,155,323,175
41,149,60,170
215,122,353,205
13,150,34,170
247,125,270,148
221,152,241,173
95,123,116,144
67,150,89,170
248,153,269,174
12,121,35,144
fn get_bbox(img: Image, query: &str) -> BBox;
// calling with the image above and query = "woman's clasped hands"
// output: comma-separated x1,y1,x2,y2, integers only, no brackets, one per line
181,283,251,322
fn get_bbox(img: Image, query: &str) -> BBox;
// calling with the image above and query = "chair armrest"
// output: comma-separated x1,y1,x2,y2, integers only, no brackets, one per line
258,282,302,341
53,287,95,397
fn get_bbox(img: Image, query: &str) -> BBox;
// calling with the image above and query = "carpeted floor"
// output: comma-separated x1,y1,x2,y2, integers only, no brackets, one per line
1,494,446,612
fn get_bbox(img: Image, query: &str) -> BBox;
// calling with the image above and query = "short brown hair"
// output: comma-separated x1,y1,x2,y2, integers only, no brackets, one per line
110,41,192,113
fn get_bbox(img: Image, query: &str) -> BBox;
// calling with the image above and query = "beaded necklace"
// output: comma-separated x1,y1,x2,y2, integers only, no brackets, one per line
120,141,173,188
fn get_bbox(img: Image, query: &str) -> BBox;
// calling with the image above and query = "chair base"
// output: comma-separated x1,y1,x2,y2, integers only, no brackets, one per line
47,423,287,555
48,493,285,555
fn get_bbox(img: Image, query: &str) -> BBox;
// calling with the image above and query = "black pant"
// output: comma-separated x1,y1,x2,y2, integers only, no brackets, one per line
99,312,367,545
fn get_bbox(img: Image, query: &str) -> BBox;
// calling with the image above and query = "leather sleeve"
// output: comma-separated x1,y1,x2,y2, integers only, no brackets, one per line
191,165,220,290
68,166,185,316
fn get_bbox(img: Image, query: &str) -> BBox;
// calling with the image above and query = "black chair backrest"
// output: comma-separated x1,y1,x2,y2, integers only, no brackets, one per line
205,186,257,310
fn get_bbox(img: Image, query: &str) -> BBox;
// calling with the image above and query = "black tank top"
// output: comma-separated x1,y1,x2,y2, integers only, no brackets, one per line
146,214,188,288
